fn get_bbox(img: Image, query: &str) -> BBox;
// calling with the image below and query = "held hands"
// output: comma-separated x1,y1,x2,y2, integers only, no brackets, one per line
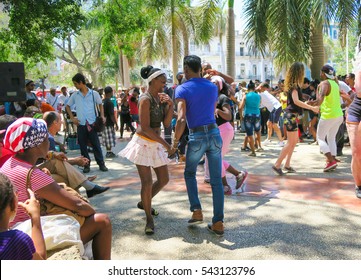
311,106,319,113
167,146,178,159
205,69,218,79
18,189,40,219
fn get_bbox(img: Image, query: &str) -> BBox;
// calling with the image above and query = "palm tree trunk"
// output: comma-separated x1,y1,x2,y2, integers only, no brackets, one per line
310,23,325,80
122,55,131,88
226,0,235,78
219,33,225,72
171,0,178,84
118,50,124,87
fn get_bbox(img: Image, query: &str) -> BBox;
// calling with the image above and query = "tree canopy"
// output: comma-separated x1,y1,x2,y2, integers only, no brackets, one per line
0,0,85,63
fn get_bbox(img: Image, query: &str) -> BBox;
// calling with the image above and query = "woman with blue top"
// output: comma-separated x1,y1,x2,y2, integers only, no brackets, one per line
239,80,261,157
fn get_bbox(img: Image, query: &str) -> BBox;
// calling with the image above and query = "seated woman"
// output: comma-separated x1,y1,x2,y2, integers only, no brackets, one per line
0,118,112,259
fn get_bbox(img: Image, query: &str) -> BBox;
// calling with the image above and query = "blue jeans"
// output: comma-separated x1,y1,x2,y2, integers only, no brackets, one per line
77,125,105,167
185,127,224,224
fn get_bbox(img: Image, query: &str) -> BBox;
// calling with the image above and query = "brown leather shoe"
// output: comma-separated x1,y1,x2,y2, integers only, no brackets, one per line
188,209,203,225
207,221,224,236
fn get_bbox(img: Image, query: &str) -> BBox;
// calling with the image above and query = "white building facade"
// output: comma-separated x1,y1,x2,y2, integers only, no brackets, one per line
156,29,275,83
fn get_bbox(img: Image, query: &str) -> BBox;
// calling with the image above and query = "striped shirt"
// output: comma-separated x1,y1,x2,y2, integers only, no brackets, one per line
0,157,54,227
0,229,35,260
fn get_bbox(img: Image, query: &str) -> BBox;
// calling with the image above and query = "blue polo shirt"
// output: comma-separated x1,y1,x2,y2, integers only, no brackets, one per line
175,78,218,129
66,88,102,125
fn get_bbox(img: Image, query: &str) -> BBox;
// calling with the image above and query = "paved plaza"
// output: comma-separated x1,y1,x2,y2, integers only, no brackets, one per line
61,131,361,260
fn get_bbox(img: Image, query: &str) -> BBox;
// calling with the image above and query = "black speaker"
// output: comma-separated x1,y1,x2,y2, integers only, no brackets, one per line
0,62,26,102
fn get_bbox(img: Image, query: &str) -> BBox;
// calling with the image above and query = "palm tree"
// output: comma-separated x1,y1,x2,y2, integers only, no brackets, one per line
226,0,235,77
137,0,222,83
209,1,227,72
244,0,359,79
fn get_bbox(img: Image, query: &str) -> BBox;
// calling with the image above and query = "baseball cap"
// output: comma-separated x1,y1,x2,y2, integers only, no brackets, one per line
25,79,34,86
321,64,336,79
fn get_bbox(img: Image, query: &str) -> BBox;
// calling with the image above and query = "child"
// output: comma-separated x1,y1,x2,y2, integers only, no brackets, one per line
103,86,119,158
0,173,46,260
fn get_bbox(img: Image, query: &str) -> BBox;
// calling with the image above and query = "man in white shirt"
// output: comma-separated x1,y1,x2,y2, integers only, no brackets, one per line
46,88,60,111
257,83,284,146
58,86,69,112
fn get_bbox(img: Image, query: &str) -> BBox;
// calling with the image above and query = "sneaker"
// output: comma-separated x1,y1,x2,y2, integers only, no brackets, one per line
224,185,232,195
188,209,203,225
256,147,264,152
99,164,109,172
262,139,272,145
248,151,256,157
278,141,285,147
106,152,117,158
241,147,250,152
355,186,361,199
323,161,337,172
283,166,296,173
207,221,224,237
83,165,90,173
272,165,284,176
86,185,110,198
236,171,248,189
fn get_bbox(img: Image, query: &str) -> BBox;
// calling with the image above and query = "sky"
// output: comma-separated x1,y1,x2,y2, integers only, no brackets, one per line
233,0,244,31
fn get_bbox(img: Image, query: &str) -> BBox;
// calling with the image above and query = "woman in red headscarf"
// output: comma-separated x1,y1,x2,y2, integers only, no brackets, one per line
0,118,112,259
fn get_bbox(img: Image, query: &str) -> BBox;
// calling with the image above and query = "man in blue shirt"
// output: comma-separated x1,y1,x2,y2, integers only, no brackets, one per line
173,55,224,236
65,73,108,173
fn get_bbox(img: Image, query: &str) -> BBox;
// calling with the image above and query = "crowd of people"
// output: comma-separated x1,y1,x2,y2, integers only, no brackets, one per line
0,57,360,260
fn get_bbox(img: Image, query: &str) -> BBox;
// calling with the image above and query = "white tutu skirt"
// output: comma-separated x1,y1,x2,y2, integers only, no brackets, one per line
119,134,171,168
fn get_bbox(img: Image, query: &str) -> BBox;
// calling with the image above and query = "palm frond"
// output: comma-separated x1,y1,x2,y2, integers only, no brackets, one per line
243,0,270,57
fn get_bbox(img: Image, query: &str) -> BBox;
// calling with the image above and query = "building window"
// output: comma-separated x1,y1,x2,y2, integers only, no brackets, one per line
240,47,244,56
240,63,245,77
253,65,257,77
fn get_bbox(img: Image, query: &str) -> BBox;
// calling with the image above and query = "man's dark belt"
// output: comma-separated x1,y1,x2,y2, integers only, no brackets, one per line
189,123,218,133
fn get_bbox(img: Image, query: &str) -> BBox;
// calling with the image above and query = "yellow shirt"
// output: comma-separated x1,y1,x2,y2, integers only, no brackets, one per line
279,92,287,110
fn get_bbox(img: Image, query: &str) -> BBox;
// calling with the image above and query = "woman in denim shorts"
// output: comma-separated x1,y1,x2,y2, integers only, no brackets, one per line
272,62,319,175
346,70,361,198
239,80,261,157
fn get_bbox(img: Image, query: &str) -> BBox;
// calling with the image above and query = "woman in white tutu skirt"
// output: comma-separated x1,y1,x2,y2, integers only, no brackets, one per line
119,65,177,235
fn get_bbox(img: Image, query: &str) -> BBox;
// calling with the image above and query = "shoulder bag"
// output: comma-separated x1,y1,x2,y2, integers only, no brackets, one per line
91,90,105,132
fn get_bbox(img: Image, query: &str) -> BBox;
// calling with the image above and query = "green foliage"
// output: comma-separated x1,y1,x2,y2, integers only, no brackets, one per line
100,0,152,58
244,0,360,70
0,0,85,63
324,30,358,75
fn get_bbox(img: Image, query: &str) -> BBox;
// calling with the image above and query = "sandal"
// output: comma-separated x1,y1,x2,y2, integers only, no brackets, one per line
137,202,159,216
223,185,232,195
